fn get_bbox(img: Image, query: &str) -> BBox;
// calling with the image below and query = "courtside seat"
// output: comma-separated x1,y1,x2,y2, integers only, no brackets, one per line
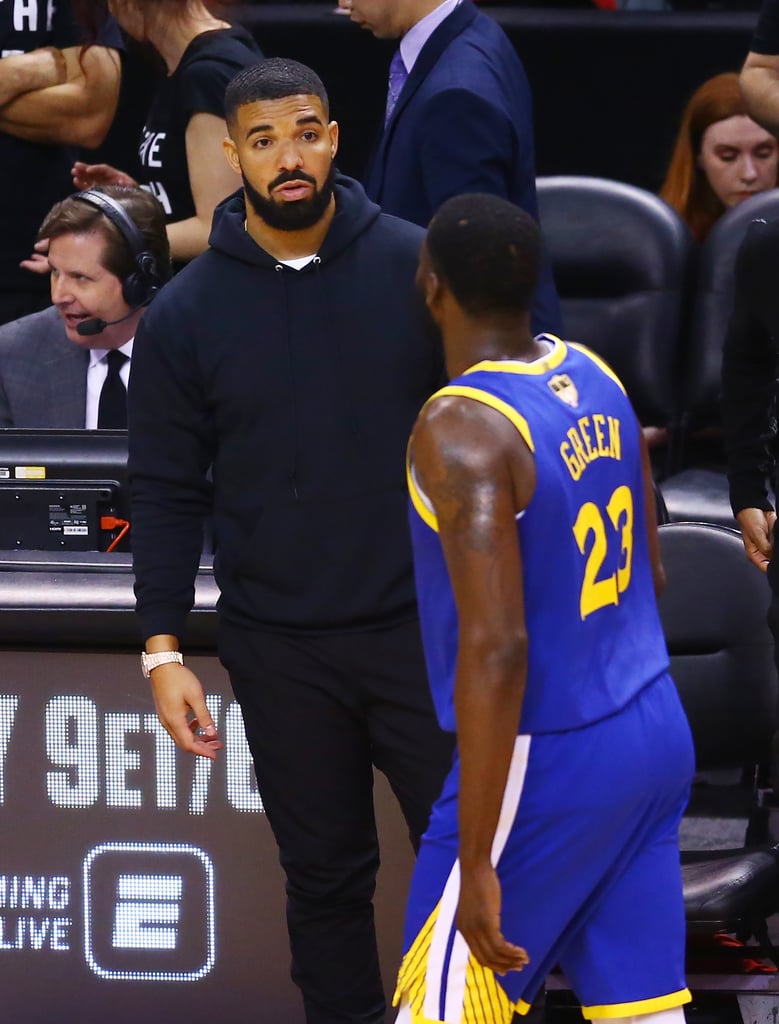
658,523,779,973
537,175,691,476
659,467,735,529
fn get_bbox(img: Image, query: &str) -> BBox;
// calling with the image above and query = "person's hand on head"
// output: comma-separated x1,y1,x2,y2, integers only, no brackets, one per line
71,161,138,191
19,237,50,275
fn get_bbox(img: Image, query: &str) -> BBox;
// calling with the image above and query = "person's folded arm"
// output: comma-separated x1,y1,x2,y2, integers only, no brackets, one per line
0,46,67,108
0,44,120,148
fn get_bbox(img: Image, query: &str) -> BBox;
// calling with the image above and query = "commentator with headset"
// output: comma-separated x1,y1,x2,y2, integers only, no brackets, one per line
0,185,171,429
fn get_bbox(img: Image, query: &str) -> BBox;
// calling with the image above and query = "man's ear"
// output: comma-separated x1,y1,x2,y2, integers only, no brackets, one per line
223,136,242,176
425,270,443,312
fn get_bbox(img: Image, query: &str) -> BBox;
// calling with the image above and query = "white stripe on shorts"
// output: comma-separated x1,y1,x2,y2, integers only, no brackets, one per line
422,735,532,1023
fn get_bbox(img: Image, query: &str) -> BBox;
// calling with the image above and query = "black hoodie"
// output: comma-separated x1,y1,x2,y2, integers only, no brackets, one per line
129,176,443,639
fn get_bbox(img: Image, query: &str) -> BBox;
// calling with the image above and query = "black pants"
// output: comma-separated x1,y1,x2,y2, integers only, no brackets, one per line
218,618,455,1024
760,553,779,822
768,540,779,672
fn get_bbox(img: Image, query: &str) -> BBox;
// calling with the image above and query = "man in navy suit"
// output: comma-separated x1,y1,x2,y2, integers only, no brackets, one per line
343,0,563,336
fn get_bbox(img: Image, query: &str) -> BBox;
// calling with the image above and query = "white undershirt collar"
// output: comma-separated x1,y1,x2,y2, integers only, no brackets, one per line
278,254,318,271
85,337,134,430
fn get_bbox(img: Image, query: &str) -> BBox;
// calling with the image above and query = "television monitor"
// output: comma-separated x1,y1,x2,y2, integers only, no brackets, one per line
0,429,128,552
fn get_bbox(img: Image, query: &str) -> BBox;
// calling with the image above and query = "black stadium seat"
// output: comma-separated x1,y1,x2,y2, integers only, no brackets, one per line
658,523,779,982
537,175,691,476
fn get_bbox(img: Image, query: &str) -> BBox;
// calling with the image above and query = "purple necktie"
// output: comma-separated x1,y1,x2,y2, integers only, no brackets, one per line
385,49,408,125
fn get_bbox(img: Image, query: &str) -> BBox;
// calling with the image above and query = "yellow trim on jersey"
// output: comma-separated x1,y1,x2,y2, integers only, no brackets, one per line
567,342,627,396
516,1001,533,1017
435,386,535,453
407,459,439,533
581,988,692,1019
463,334,566,377
407,386,535,535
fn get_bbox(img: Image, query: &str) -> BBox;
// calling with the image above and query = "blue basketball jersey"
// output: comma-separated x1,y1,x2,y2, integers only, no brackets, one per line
408,336,670,735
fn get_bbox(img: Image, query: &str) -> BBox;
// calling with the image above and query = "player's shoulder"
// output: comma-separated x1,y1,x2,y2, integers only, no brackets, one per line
417,379,535,468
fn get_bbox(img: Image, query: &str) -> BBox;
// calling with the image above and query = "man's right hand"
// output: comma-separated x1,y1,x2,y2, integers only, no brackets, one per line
736,507,777,572
71,160,138,191
19,237,50,275
149,662,223,760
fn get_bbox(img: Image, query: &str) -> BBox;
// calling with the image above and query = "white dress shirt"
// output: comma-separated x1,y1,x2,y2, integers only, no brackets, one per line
85,338,134,430
399,0,462,74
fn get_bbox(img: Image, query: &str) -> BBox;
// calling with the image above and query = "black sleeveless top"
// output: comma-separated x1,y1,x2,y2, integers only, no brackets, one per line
137,25,262,224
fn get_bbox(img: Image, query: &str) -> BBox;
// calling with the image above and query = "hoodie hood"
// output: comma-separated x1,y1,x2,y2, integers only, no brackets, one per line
208,173,382,269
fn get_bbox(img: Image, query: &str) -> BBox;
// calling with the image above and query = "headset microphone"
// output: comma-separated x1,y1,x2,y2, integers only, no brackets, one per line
70,188,171,339
75,303,148,338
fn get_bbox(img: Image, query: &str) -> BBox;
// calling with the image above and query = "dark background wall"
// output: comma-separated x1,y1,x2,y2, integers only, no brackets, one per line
208,5,760,195
0,556,413,1024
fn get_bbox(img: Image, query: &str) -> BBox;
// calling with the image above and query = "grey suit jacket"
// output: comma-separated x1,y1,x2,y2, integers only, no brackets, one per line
0,306,89,428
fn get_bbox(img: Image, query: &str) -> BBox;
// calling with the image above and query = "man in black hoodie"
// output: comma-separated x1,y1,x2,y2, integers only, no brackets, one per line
128,58,454,1024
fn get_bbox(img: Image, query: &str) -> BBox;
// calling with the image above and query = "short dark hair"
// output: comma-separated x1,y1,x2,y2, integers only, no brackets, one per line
38,185,172,284
225,58,330,130
426,194,541,317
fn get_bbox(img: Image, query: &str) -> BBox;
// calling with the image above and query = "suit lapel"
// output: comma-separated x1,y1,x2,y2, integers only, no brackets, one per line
395,0,477,116
367,1,479,195
46,351,89,428
38,313,89,428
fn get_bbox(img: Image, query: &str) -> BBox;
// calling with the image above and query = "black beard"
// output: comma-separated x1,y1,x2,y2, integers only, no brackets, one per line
243,165,337,232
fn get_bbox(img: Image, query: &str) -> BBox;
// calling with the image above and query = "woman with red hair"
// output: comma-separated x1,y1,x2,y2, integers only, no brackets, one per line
660,72,778,242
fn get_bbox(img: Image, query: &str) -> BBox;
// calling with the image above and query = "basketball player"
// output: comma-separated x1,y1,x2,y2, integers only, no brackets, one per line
398,192,694,1024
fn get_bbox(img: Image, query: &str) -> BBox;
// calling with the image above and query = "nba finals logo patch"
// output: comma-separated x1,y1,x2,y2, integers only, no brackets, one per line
548,374,579,408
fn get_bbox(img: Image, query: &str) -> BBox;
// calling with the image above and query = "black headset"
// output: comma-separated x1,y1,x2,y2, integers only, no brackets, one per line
74,189,166,308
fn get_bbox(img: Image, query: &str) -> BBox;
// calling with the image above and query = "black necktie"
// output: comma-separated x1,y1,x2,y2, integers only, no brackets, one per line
97,350,128,429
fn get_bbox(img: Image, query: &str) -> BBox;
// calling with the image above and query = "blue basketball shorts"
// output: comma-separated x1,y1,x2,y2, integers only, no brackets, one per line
394,671,695,1024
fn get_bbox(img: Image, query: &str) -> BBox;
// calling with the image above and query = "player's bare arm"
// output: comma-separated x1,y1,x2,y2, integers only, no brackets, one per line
412,395,532,975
